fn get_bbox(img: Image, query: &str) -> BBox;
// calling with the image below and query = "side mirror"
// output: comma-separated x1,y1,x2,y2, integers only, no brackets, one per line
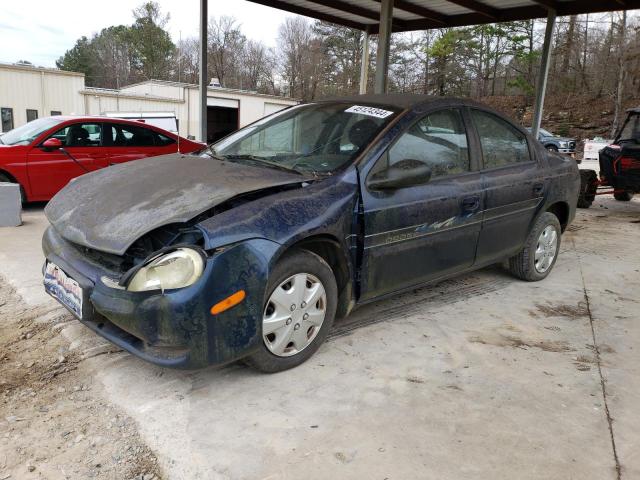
41,138,62,150
368,159,432,190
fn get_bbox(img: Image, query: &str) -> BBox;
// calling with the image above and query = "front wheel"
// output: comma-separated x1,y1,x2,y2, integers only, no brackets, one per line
546,145,559,152
245,249,337,373
614,190,634,202
509,212,561,282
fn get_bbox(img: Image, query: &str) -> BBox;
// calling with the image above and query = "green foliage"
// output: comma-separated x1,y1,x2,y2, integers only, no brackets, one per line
56,1,174,87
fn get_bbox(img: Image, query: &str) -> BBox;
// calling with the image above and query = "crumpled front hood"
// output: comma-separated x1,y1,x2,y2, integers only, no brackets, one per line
45,154,304,255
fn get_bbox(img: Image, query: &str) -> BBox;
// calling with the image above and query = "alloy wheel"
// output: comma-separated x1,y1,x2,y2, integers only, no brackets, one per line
534,225,558,273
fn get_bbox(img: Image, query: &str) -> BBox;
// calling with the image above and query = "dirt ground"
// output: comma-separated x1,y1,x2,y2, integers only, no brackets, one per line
0,279,161,479
1,194,639,480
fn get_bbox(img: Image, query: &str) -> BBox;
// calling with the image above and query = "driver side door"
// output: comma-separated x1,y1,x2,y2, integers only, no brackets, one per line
359,107,484,301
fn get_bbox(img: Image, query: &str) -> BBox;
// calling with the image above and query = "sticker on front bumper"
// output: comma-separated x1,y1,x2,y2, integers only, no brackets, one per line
44,262,83,319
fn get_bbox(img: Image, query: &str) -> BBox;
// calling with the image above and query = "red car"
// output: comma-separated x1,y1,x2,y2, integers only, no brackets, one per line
0,116,203,202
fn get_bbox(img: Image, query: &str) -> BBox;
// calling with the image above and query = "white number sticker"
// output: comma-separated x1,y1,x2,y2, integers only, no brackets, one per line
344,105,394,119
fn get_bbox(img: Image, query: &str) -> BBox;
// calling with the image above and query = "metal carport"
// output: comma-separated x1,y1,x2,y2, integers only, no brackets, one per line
198,0,640,141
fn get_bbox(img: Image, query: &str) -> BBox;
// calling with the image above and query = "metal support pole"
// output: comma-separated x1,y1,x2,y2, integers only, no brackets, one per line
531,9,556,139
374,0,393,94
359,26,370,94
199,0,208,143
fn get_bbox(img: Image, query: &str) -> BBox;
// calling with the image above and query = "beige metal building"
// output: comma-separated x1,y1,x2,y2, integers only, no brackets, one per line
0,63,298,141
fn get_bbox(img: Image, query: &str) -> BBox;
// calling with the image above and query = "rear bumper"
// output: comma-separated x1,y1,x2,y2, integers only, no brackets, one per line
42,227,279,369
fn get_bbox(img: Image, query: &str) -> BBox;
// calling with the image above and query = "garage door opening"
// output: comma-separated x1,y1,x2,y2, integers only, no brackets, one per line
207,106,238,143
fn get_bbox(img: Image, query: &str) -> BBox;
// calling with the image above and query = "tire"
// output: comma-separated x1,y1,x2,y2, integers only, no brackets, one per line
245,249,337,373
0,172,26,203
614,190,634,202
509,212,562,282
546,145,559,152
577,169,597,209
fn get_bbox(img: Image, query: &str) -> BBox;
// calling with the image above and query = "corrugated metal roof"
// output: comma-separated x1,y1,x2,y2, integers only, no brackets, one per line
246,0,639,32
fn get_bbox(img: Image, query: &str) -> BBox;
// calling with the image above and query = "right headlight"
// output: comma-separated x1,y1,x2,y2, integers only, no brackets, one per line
127,247,204,292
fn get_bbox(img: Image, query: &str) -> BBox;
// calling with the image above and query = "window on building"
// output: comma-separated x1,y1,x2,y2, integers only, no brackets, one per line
50,123,102,147
26,109,38,123
1,108,14,132
470,109,530,168
50,111,62,116
388,108,470,178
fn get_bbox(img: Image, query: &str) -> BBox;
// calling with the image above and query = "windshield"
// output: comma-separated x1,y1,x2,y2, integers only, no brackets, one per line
0,117,64,146
617,112,640,142
539,128,553,137
209,102,400,174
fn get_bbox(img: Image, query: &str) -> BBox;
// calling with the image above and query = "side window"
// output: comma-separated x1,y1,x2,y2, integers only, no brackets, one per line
470,110,530,168
50,123,102,147
388,109,470,178
26,109,38,122
110,124,155,147
1,108,13,132
154,132,176,146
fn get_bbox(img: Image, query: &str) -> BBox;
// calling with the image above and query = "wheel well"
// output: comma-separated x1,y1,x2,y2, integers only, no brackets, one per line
546,202,569,231
0,169,18,183
286,235,353,318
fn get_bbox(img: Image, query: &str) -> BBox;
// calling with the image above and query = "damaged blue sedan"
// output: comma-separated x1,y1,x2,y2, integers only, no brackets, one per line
42,94,580,372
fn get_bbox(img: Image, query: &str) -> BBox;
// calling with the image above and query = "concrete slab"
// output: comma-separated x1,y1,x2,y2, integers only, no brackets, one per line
0,196,637,479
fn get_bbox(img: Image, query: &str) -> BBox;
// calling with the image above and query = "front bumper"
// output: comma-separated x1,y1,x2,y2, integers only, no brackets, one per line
42,227,279,369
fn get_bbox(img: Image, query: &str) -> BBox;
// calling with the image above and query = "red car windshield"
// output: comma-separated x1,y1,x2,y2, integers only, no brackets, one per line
0,117,64,146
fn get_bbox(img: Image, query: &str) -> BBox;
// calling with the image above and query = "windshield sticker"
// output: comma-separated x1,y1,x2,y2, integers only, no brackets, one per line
344,105,394,119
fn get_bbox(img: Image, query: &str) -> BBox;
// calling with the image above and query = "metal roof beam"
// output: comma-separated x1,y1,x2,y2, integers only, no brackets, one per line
530,0,557,10
371,0,448,25
246,0,369,30
303,0,380,22
444,0,499,19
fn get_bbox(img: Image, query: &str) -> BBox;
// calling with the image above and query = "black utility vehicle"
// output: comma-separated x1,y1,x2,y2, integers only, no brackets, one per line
579,108,640,208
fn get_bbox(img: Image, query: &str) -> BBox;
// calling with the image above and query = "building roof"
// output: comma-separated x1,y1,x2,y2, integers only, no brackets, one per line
246,0,639,33
0,62,84,77
122,79,299,103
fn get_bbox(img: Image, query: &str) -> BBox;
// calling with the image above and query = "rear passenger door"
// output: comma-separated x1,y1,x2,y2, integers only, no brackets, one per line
106,123,171,164
469,109,544,265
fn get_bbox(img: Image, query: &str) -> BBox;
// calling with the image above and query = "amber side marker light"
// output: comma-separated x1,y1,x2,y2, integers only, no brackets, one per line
210,290,246,315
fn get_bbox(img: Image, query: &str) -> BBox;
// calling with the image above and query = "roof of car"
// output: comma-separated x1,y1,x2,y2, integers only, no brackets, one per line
313,93,500,112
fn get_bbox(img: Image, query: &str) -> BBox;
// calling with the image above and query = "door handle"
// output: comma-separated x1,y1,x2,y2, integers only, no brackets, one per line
462,195,480,212
533,183,544,195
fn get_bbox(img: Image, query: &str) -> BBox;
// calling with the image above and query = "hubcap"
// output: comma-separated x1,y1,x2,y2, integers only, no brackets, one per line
534,225,558,273
262,273,327,357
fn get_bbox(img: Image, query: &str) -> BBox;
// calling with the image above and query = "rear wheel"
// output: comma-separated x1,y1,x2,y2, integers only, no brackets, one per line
577,169,598,209
509,212,561,282
614,190,634,202
245,249,337,373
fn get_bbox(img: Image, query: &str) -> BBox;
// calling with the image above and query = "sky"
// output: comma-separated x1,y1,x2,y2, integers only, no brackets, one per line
0,0,296,67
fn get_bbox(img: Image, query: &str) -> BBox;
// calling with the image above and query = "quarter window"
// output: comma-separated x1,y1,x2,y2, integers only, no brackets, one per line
1,108,14,132
110,124,156,147
388,109,470,178
470,110,530,168
26,109,38,122
50,123,102,147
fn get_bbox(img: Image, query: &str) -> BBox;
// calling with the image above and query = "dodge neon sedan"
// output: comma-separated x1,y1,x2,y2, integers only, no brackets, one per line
42,94,580,372
0,116,203,201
